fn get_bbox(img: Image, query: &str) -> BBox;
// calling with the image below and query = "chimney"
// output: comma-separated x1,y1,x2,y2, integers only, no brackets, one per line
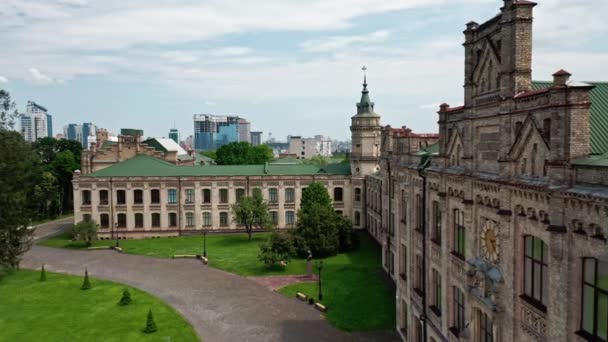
439,103,450,112
552,69,571,87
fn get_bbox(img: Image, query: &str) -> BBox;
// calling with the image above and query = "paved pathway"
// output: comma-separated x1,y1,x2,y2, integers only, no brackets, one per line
22,222,398,342
248,274,318,291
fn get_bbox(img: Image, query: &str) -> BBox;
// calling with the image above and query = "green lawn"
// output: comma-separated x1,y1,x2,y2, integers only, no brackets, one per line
39,231,396,331
0,269,198,342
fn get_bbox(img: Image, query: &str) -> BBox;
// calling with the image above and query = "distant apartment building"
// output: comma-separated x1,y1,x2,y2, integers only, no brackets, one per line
193,114,251,150
20,101,52,142
64,122,97,149
169,128,179,144
250,131,263,146
288,135,332,159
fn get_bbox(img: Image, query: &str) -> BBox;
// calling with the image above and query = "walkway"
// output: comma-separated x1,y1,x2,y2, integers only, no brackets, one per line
22,222,398,342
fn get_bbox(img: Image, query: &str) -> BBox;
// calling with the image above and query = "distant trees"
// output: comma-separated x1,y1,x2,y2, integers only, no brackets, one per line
0,90,19,130
302,155,331,166
231,189,272,240
214,142,273,165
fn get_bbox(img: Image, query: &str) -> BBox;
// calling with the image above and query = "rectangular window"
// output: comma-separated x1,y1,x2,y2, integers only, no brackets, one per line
185,189,195,203
99,190,108,205
116,190,126,205
117,213,126,228
286,211,295,225
390,252,395,275
389,213,395,236
151,213,160,227
285,188,295,202
401,190,407,222
220,212,229,226
400,244,407,280
333,187,343,202
151,189,160,204
432,269,442,314
271,211,278,226
235,188,245,202
415,254,423,293
100,214,109,228
523,236,548,308
415,194,422,231
203,212,211,226
581,257,608,341
186,212,194,227
202,189,211,203
134,213,143,228
453,208,465,258
355,188,362,202
432,201,442,244
269,188,278,203
82,190,91,205
168,213,177,227
453,287,465,334
219,189,228,203
168,189,177,204
134,189,143,204
480,312,494,342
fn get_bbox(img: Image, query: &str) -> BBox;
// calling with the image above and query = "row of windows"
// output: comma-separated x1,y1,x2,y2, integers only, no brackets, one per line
83,187,348,206
89,211,297,229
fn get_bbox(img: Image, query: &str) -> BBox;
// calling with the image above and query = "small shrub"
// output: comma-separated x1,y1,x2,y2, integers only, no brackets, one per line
308,297,315,305
258,231,295,267
118,289,132,306
72,220,98,247
143,309,158,333
39,264,46,282
81,269,91,290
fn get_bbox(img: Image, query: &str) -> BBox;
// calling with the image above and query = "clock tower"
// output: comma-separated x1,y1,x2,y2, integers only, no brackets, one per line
350,70,381,229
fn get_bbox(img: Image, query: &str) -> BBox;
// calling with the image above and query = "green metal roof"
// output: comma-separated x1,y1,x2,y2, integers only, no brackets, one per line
415,142,439,156
572,152,608,168
84,154,351,177
532,81,608,155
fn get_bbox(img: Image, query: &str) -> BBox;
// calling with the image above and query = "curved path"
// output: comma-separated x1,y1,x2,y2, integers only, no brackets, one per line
22,222,397,342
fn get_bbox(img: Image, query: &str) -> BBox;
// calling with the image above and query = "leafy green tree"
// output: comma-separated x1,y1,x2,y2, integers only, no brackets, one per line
143,309,158,333
118,289,132,306
215,142,273,165
0,90,19,130
231,189,272,240
0,130,35,270
302,155,331,166
72,220,97,246
258,231,295,267
39,264,47,282
32,172,61,220
81,269,91,290
291,181,356,257
200,150,217,160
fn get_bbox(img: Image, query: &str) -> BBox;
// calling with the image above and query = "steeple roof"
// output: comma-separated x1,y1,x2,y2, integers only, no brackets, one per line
355,74,379,117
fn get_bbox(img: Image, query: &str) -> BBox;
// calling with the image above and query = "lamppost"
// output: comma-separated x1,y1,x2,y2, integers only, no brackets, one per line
114,222,120,247
203,231,207,258
316,260,324,301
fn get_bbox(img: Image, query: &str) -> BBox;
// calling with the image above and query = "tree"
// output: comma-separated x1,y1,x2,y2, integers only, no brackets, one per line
143,309,158,333
73,220,97,246
81,269,91,290
215,142,273,165
118,289,132,306
302,155,331,166
32,172,61,220
0,130,35,270
39,264,47,282
258,231,296,267
0,90,19,130
231,189,272,240
291,181,356,258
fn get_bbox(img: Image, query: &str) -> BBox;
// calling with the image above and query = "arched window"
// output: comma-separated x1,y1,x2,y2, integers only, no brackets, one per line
355,188,362,202
219,212,228,226
134,189,143,204
523,236,548,308
150,189,160,204
99,214,109,228
168,213,177,227
82,190,91,205
116,190,126,204
354,211,361,226
333,187,343,202
134,213,143,228
581,257,608,340
99,190,108,205
185,212,194,227
285,211,295,225
151,213,160,227
285,188,295,203
202,212,211,226
117,213,126,228
202,189,211,203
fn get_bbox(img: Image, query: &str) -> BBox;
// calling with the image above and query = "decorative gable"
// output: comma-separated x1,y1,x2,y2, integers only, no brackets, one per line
447,127,464,167
472,39,502,95
508,116,550,177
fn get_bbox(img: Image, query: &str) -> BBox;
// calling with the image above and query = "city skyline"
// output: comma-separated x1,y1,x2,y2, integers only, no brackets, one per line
2,0,607,140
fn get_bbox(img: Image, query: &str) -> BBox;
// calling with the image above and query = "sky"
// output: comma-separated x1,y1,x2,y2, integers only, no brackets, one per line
1,0,607,141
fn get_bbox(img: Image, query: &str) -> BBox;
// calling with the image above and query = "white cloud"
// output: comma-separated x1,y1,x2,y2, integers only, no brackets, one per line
162,51,199,64
211,47,254,57
28,68,55,84
301,30,391,53
0,76,7,83
204,101,217,106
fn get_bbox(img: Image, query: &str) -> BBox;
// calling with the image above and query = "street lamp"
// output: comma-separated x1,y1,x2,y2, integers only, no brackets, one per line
316,260,324,301
114,222,120,247
203,231,207,258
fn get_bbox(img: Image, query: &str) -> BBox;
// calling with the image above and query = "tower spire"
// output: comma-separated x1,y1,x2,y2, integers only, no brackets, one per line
356,65,376,116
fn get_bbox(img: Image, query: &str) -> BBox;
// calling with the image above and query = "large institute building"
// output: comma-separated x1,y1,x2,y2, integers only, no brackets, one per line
73,1,608,341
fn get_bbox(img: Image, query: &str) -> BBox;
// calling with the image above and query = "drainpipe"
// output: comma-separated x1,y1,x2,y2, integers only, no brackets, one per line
417,153,431,342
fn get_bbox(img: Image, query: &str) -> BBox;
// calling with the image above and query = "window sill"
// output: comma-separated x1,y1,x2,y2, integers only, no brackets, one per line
430,305,442,317
575,329,603,342
520,294,547,313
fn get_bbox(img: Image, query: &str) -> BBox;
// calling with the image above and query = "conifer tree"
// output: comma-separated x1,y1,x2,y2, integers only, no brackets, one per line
39,264,46,282
118,289,132,306
142,309,158,333
81,269,91,290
